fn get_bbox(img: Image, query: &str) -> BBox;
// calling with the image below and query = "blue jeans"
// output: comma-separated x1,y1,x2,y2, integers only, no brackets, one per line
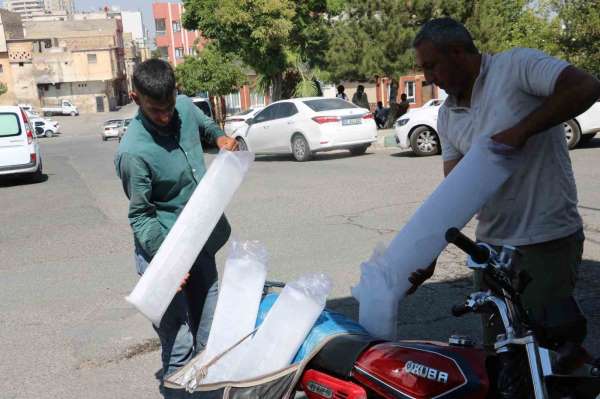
135,250,219,398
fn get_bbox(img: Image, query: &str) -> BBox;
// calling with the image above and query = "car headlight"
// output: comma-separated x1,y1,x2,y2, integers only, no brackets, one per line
396,118,409,127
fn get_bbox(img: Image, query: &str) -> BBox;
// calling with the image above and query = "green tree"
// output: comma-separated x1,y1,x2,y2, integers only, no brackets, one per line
0,82,7,96
553,0,600,77
175,44,247,124
324,0,477,82
182,0,335,100
324,1,563,82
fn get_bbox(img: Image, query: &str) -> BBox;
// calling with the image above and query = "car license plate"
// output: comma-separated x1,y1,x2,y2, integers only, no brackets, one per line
342,118,362,126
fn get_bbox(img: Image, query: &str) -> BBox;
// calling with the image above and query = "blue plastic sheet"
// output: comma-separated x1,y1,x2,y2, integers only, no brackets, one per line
256,294,370,364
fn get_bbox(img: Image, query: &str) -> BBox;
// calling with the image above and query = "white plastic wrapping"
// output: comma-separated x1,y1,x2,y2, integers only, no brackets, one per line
126,150,255,326
230,273,333,381
182,240,268,387
353,138,522,339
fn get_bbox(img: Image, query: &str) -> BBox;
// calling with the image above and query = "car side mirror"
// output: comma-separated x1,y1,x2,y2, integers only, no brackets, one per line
246,118,254,126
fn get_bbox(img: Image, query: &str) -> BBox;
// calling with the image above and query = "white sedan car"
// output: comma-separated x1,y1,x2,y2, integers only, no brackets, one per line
224,107,264,135
396,99,600,156
232,97,377,161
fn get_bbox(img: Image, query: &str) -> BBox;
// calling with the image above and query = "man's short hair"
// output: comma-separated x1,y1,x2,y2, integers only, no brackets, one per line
413,17,478,54
133,59,176,100
357,85,364,91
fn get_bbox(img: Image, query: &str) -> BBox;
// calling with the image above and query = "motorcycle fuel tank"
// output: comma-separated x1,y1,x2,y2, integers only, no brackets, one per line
353,341,489,398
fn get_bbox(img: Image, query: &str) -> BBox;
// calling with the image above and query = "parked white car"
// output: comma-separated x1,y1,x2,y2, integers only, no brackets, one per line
232,97,377,161
101,119,126,141
395,99,600,156
224,107,264,135
0,106,43,180
32,118,60,138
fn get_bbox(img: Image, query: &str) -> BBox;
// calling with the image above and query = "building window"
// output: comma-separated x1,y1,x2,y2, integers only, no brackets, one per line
175,47,184,59
158,47,169,61
250,89,266,107
0,64,3,73
405,81,416,103
224,91,241,114
155,19,166,35
188,47,195,56
19,62,24,67
172,21,181,32
87,54,97,64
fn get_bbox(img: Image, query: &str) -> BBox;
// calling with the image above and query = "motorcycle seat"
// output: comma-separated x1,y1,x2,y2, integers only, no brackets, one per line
308,333,378,379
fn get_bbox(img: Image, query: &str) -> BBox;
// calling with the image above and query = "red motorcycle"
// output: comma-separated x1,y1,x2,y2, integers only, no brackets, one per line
298,228,600,399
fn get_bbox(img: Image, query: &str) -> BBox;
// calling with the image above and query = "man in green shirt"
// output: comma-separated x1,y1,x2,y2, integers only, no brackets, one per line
115,59,237,398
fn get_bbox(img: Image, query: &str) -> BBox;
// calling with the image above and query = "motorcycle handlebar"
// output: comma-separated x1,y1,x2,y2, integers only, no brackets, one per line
451,303,471,317
445,228,490,264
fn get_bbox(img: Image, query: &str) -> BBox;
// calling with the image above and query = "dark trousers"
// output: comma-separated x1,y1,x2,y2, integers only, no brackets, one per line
135,250,219,398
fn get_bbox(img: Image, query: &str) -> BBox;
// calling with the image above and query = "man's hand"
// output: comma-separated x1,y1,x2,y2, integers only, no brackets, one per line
216,135,239,151
177,272,190,292
406,260,436,295
491,126,528,150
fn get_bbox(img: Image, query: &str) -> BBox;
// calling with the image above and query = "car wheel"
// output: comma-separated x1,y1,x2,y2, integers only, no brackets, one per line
563,120,581,150
70,111,77,116
349,144,369,156
45,130,53,138
102,136,107,141
29,162,43,183
236,137,248,151
410,126,440,157
292,134,311,162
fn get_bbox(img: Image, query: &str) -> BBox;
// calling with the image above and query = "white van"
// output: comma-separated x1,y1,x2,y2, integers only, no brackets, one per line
0,106,43,180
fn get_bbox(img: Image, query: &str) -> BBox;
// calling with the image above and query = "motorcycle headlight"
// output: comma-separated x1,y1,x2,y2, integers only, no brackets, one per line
396,118,409,127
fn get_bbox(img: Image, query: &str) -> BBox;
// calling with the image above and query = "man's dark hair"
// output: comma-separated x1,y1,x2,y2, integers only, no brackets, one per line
401,93,407,101
377,101,383,107
357,85,364,91
133,59,176,100
337,85,345,92
413,17,478,54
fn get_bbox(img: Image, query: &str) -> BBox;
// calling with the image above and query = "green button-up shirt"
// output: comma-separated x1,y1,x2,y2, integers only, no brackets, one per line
115,95,229,260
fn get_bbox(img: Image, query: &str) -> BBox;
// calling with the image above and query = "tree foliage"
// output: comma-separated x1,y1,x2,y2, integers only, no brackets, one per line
324,0,597,82
182,0,335,100
553,0,600,78
174,44,247,97
0,82,7,97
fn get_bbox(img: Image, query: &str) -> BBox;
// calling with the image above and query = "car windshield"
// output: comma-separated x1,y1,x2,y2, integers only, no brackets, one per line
303,98,357,112
0,113,21,137
104,119,122,126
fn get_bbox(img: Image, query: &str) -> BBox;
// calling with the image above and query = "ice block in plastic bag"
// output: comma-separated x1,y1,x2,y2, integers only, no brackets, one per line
231,273,332,381
181,240,268,388
126,150,255,326
351,244,399,340
353,138,522,339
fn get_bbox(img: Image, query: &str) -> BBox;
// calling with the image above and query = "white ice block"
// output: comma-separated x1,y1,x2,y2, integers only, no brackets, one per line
201,241,267,383
353,138,522,338
231,274,332,381
126,150,255,326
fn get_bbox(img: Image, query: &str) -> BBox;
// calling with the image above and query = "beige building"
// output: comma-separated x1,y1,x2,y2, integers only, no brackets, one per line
17,18,128,112
0,9,24,105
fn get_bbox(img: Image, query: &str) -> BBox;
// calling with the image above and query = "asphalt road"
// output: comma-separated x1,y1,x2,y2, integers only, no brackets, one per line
1,105,599,398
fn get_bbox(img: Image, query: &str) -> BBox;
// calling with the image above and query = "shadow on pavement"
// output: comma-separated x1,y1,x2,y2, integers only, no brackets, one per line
0,173,48,187
254,151,373,163
389,150,419,158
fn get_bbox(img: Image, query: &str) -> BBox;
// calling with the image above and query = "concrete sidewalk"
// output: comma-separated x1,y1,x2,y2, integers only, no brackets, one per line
373,128,399,149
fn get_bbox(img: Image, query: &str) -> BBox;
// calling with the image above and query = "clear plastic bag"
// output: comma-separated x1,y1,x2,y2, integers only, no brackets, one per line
179,239,268,388
126,150,254,326
231,273,333,381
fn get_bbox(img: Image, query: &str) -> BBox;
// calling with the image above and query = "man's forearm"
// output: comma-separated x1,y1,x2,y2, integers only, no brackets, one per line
516,66,600,142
